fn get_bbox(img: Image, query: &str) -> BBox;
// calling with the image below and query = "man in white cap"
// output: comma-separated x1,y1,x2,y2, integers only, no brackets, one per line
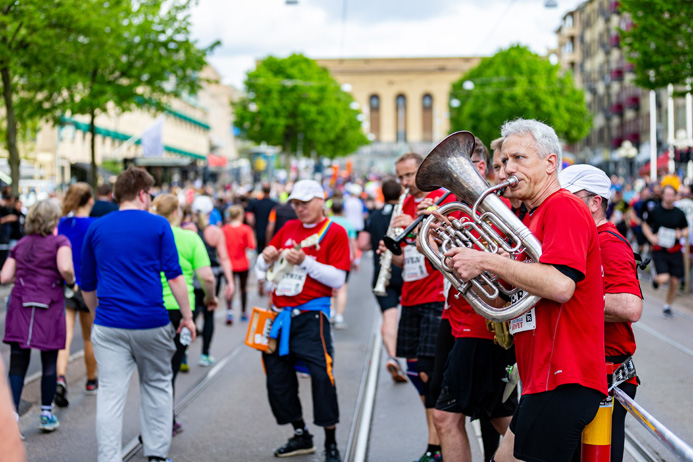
255,179,350,462
559,164,643,462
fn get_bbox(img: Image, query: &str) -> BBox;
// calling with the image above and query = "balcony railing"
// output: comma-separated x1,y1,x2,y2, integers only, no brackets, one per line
626,96,640,109
610,34,621,47
611,68,624,81
611,103,624,115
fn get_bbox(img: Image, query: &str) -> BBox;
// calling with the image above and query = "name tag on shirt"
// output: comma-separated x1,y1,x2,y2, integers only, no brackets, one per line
509,308,536,335
403,245,428,282
275,266,308,297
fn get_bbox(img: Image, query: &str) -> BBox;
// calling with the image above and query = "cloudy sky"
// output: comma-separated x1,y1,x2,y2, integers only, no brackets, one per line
190,0,584,89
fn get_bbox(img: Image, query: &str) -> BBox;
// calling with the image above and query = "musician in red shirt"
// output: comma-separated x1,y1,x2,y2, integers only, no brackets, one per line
559,164,643,462
255,180,350,462
387,152,448,462
446,119,607,462
425,137,518,462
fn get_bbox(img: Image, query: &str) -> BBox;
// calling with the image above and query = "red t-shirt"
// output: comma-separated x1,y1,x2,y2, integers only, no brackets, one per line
513,189,607,396
269,218,351,308
223,223,256,272
597,222,642,358
445,196,522,339
400,190,452,306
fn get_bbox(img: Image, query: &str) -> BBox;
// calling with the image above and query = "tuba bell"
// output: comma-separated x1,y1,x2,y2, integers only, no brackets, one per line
415,131,543,323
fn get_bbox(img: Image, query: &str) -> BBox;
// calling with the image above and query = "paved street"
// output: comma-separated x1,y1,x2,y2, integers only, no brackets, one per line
6,257,693,461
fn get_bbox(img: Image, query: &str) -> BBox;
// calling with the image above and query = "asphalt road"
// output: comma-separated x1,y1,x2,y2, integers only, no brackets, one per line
8,257,693,461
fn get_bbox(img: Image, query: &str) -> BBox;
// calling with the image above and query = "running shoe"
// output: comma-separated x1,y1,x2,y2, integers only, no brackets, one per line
333,314,347,330
226,312,233,325
414,451,442,462
663,305,673,317
85,378,99,395
14,412,24,440
241,312,249,322
180,353,190,373
386,358,408,383
172,419,183,437
148,457,174,462
324,443,341,462
274,429,316,457
40,413,60,432
55,376,69,408
198,354,216,367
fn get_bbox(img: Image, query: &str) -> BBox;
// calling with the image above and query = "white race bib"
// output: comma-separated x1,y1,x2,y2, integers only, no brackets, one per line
403,245,428,282
275,266,308,297
657,227,677,249
509,308,536,335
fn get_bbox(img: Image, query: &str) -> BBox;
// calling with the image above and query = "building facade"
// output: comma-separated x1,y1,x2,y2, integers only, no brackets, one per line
554,0,691,176
315,57,481,172
30,64,237,187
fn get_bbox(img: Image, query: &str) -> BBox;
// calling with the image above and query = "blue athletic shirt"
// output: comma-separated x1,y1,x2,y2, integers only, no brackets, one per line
80,210,182,329
58,216,97,286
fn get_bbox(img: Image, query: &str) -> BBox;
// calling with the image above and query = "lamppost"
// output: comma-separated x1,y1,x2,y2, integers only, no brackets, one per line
617,140,638,179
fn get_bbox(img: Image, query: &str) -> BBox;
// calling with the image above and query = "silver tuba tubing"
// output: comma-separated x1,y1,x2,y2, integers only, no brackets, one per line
415,131,543,323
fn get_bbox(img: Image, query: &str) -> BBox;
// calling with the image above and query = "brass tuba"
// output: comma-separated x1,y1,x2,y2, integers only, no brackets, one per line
415,131,542,323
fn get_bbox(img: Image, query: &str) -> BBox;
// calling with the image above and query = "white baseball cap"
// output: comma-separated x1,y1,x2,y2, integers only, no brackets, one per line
287,180,325,202
558,164,611,201
192,195,214,215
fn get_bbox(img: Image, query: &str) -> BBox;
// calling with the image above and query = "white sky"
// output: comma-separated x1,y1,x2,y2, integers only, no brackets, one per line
190,0,585,89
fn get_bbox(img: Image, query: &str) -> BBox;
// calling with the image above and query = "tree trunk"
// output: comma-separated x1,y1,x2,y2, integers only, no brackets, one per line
1,66,19,196
89,106,97,190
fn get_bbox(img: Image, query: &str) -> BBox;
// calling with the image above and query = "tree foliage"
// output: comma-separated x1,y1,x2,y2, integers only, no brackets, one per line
0,0,90,194
0,0,216,192
620,0,693,90
449,45,591,147
234,54,369,159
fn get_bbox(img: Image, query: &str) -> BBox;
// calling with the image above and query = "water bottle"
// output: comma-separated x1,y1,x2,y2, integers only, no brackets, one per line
180,327,192,346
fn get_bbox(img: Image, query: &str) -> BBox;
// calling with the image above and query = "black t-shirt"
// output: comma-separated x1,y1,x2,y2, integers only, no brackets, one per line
645,204,688,233
272,203,297,236
90,200,118,218
8,209,24,240
365,203,403,288
246,198,277,237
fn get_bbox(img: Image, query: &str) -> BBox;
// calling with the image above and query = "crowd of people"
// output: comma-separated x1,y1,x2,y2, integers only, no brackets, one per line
1,117,692,462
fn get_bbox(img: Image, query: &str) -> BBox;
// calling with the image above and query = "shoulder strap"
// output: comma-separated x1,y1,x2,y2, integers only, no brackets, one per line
598,229,650,270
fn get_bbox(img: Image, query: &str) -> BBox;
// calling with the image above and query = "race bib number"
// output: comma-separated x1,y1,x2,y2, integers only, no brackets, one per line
275,266,308,297
403,245,428,282
509,308,536,335
657,227,677,249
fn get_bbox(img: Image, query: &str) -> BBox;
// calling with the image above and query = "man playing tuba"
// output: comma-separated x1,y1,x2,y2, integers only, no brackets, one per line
445,119,607,462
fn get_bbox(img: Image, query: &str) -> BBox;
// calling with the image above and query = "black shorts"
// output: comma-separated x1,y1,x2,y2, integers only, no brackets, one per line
435,338,518,420
375,284,401,312
65,288,89,313
509,384,602,462
652,249,684,279
396,302,443,359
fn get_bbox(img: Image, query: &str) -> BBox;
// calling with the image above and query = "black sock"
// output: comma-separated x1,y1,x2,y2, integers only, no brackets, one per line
324,427,337,447
292,419,307,433
428,444,441,454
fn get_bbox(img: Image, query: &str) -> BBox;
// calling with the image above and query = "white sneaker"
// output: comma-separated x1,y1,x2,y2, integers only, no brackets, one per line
334,314,347,330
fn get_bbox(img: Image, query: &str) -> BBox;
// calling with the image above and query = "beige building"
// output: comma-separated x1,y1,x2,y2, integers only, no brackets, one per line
31,64,237,186
315,57,481,170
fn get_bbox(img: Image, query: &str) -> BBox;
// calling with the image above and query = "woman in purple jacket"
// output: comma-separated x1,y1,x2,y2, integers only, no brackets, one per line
1,200,74,433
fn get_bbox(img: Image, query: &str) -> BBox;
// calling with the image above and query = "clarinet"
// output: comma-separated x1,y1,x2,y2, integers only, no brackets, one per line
373,188,409,296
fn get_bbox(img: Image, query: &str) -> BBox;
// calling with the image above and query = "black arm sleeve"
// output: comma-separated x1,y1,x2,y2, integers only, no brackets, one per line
552,264,584,283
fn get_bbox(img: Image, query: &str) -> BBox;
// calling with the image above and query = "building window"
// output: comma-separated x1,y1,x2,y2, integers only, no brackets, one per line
422,94,433,142
369,95,380,142
565,13,574,28
396,94,407,143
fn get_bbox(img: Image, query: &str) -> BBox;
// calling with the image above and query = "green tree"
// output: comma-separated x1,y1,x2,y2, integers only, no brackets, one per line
233,54,369,161
449,45,591,147
620,0,693,90
57,0,216,189
0,0,89,194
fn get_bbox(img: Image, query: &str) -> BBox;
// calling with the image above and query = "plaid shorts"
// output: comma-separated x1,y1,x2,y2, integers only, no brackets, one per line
396,301,444,359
